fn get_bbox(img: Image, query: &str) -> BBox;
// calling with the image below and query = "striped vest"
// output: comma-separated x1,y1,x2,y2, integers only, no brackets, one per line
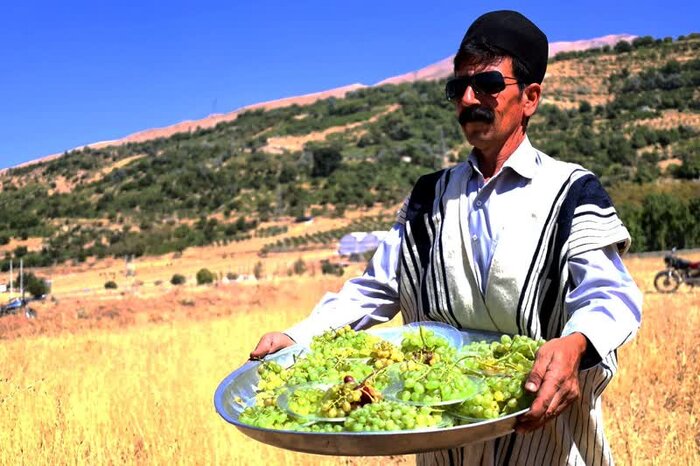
398,153,630,466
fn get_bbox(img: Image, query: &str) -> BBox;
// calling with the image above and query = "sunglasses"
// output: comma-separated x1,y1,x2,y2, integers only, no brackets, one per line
445,71,520,101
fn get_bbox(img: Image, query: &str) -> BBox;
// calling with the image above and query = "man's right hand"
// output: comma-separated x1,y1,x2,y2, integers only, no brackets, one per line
249,332,295,359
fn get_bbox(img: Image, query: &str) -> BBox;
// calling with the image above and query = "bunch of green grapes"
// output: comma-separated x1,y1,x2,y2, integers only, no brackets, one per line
310,325,381,358
458,335,544,377
344,401,446,432
287,386,327,417
255,361,290,406
401,327,456,365
491,334,544,371
450,335,544,421
368,340,405,369
450,372,531,420
283,351,374,386
457,341,495,375
393,360,481,404
318,378,366,418
257,361,288,390
239,405,300,430
286,375,383,421
337,357,375,381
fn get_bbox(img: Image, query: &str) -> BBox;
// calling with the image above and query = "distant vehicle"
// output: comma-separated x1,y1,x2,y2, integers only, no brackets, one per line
1,298,23,316
0,297,31,316
654,248,700,293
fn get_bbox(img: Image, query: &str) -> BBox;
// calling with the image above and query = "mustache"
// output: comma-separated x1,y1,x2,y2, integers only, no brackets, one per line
458,106,495,125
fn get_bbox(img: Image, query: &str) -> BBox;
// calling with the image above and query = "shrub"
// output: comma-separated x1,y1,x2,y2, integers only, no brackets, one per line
196,268,215,285
292,258,306,275
253,261,264,280
104,280,118,289
320,259,344,276
171,274,186,286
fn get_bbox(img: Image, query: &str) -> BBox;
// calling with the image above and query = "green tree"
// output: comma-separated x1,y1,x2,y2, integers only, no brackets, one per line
614,40,632,53
641,193,692,251
14,272,49,298
311,145,343,178
196,268,215,285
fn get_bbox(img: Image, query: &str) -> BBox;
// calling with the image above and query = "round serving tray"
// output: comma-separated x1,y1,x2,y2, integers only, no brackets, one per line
213,326,527,456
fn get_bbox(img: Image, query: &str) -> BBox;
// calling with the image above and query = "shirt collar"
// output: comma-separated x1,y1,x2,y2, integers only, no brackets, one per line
466,135,539,180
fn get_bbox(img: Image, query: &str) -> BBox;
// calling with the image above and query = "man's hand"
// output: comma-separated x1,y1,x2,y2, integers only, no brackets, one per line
515,332,588,433
249,332,295,360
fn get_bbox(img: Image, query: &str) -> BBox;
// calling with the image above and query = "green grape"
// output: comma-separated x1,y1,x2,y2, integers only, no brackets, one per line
344,401,446,431
245,328,545,432
284,353,345,385
287,386,327,417
457,335,545,377
239,405,300,430
256,361,288,391
317,379,366,418
337,358,374,381
310,325,381,358
255,361,291,406
451,372,533,421
392,360,482,405
368,340,405,370
401,327,457,365
450,334,544,422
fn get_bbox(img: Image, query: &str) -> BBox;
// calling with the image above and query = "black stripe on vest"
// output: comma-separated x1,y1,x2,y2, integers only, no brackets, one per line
403,169,447,320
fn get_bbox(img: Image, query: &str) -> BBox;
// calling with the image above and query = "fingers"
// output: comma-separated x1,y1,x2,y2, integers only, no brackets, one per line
249,332,295,359
517,351,555,429
524,347,551,394
250,334,276,359
515,338,583,434
516,375,579,432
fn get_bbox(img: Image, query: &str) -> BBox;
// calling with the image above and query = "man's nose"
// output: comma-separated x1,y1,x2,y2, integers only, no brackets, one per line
460,85,479,106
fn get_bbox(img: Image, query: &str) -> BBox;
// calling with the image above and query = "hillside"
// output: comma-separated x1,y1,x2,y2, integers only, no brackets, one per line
0,34,699,279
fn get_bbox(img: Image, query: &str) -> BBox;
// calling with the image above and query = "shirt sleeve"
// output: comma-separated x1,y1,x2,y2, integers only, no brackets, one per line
561,244,642,363
284,222,403,347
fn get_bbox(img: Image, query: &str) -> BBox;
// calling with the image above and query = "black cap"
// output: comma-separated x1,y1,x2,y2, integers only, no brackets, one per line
459,10,548,84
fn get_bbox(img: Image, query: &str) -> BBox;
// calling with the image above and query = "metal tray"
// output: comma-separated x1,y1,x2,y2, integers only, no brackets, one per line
213,326,526,456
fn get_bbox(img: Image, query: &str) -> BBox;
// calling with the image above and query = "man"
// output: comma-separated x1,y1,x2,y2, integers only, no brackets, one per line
251,10,642,465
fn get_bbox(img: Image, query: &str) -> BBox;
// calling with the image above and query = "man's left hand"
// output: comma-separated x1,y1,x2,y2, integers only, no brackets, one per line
515,332,588,433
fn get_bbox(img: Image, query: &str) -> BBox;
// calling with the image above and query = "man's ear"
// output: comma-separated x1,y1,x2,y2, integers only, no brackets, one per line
522,83,542,118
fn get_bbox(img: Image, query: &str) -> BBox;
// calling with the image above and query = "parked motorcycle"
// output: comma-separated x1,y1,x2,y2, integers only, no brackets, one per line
654,248,700,293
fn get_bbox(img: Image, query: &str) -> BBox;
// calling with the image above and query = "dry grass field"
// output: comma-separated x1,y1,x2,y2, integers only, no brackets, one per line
1,252,698,465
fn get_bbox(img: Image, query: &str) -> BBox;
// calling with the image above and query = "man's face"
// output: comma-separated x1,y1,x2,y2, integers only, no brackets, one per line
453,57,527,153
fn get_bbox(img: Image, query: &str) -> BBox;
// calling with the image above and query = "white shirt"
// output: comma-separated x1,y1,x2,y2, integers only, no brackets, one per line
286,138,642,361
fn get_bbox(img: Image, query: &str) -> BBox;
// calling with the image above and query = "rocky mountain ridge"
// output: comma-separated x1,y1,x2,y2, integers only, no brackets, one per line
13,34,635,170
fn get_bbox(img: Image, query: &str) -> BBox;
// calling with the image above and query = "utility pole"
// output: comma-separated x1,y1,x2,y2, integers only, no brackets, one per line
9,259,13,295
20,259,24,302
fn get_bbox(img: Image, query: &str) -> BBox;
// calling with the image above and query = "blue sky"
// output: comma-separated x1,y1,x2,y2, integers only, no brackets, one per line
1,0,698,169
